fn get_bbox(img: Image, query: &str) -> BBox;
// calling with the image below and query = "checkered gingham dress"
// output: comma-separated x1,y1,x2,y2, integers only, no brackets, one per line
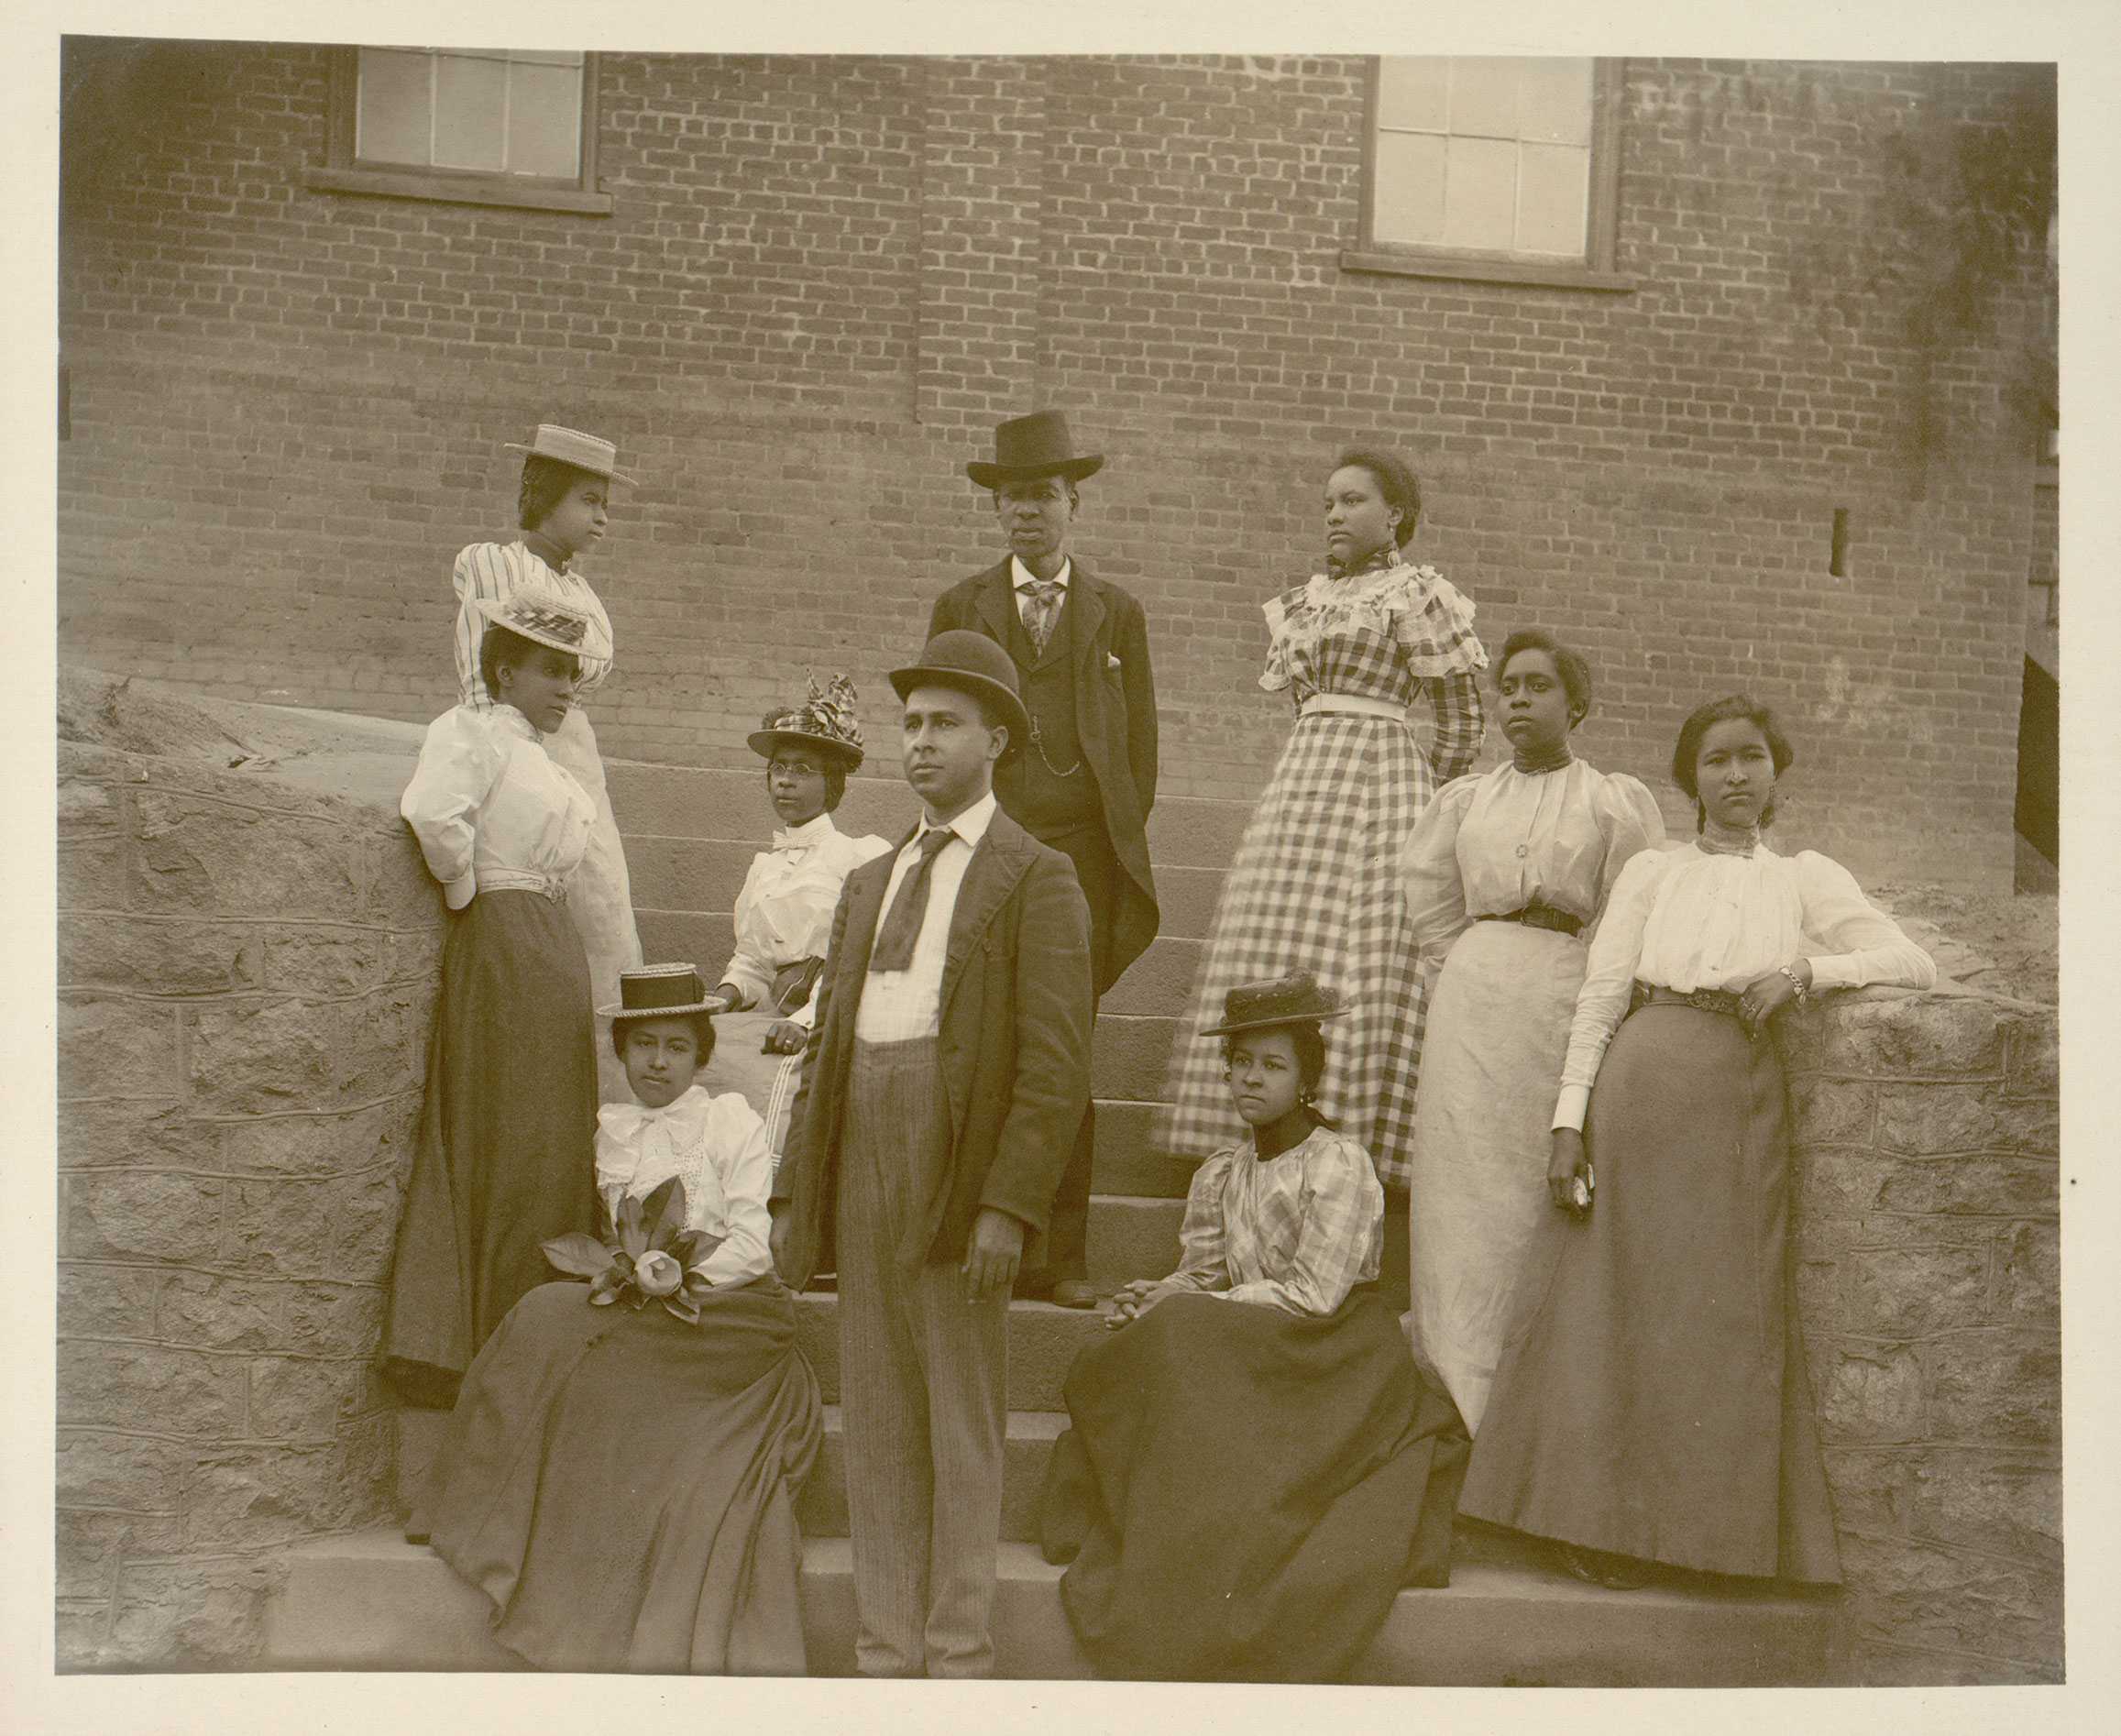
1166,553,1488,1193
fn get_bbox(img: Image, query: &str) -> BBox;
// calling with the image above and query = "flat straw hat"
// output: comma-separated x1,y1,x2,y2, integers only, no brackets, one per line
599,962,722,1022
502,423,637,484
1200,970,1350,1038
472,591,613,664
746,673,866,768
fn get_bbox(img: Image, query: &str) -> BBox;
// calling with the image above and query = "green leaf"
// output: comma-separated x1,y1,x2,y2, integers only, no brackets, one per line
662,1294,701,1326
617,1192,647,1258
542,1233,618,1279
588,1288,618,1307
588,1268,624,1303
640,1176,688,1249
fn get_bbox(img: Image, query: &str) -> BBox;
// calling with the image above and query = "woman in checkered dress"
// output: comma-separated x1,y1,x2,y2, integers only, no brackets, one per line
1166,449,1488,1195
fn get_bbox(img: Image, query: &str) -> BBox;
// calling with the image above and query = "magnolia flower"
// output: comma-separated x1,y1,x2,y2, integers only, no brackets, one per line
633,1248,684,1297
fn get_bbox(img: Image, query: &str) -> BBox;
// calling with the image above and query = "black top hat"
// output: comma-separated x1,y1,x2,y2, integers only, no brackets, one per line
598,962,721,1022
1200,970,1350,1038
889,630,1033,748
746,673,866,769
965,411,1104,489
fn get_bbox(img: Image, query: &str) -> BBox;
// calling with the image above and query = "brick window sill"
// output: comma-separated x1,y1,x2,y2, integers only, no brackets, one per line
304,166,613,217
1339,248,1636,293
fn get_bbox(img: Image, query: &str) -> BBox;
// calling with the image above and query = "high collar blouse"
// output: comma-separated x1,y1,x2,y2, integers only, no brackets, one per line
1161,1126,1383,1318
1258,550,1487,705
1551,840,1938,1130
451,540,617,707
399,704,595,910
594,1083,773,1289
718,814,892,1024
1401,759,1666,965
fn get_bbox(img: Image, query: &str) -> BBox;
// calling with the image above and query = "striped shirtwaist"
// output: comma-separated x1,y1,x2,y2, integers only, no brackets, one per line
1166,550,1487,1192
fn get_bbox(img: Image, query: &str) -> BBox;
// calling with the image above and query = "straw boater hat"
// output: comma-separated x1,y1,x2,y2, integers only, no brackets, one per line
890,630,1032,746
747,673,867,769
599,962,722,1023
1200,970,1350,1038
964,410,1104,489
502,423,637,484
472,591,613,665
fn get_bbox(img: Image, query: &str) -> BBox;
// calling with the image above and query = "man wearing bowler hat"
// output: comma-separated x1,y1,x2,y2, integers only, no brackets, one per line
929,410,1159,1311
770,631,1093,1677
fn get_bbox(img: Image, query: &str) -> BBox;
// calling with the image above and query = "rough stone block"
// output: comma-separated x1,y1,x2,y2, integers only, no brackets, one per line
216,1093,420,1178
1835,1244,1993,1338
63,1170,225,1263
182,1444,361,1551
283,1282,386,1357
130,792,360,919
58,1098,219,1170
1838,1533,2062,1676
249,1357,367,1440
2004,1013,2058,1099
1926,1331,2061,1445
1856,1155,2058,1220
59,1340,248,1438
56,1430,192,1511
57,1262,165,1341
1816,1340,1927,1444
365,829,445,928
1819,994,2006,1080
1875,1082,2058,1158
60,916,264,994
158,1270,288,1351
1906,1450,2063,1567
57,1508,186,1600
58,994,180,1101
262,926,441,997
106,1555,280,1668
1788,1077,1874,1147
57,835,129,911
222,1165,404,1282
1993,1222,2060,1327
1853,1643,2059,1687
55,1604,115,1671
58,775,119,837
1818,1446,1913,1541
185,987,425,1115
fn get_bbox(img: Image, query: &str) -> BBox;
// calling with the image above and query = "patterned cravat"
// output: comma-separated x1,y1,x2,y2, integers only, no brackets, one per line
1017,578,1064,658
868,827,954,973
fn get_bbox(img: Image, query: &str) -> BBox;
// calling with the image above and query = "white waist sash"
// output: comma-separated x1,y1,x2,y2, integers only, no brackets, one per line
1300,693,1408,723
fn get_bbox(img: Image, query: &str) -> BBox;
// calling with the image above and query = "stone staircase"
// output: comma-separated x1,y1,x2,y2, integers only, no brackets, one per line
260,762,1841,1682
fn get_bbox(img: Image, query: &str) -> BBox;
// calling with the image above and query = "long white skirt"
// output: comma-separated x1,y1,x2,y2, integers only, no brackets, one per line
545,707,643,1104
698,1010,804,1178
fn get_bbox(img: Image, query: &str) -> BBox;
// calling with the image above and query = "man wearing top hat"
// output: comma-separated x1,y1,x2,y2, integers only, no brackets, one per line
770,630,1093,1678
928,410,1159,1311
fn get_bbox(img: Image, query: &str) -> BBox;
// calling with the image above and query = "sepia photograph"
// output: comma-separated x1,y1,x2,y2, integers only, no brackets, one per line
21,1,2115,1724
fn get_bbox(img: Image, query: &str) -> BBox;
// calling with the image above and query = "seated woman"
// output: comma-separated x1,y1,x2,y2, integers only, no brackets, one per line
416,964,823,1674
1461,696,1936,1589
1039,972,1468,1682
700,676,887,1167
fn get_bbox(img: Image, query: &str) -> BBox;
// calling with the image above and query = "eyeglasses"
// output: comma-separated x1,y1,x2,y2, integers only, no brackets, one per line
769,757,824,777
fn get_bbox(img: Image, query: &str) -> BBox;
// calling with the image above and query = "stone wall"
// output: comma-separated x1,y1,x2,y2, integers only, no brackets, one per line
55,674,442,1667
1786,987,2061,1684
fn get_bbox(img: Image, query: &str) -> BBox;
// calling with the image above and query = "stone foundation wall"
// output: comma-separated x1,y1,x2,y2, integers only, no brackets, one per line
1786,988,2062,1684
55,683,442,1667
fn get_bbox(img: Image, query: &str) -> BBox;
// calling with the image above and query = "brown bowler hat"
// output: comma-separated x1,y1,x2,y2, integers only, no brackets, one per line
890,630,1032,747
1200,971,1350,1038
965,410,1104,489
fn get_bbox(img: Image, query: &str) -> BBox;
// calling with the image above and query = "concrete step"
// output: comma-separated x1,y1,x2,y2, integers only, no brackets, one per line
263,1528,1837,1684
607,761,1255,871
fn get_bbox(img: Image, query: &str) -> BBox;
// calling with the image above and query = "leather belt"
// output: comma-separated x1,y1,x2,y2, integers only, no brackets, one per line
1479,903,1584,938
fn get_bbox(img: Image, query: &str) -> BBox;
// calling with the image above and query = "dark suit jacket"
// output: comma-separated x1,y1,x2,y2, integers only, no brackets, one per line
769,804,1093,1289
929,558,1159,991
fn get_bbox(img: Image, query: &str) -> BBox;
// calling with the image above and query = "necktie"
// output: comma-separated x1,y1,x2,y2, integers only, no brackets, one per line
868,827,954,973
1018,579,1064,658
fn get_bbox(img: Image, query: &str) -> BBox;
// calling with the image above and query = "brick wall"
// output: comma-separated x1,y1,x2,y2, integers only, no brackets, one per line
55,674,439,1667
58,49,2052,892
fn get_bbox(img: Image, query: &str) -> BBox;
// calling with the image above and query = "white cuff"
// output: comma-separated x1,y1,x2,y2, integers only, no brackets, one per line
442,872,478,911
1552,1083,1590,1133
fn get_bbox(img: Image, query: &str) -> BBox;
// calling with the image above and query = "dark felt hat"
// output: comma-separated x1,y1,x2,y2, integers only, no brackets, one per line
889,630,1032,747
1200,970,1350,1038
964,410,1104,489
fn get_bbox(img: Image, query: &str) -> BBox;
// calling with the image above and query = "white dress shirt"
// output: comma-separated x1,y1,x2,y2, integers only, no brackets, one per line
1010,554,1072,636
595,1083,774,1288
720,813,891,1027
854,790,999,1044
400,704,595,910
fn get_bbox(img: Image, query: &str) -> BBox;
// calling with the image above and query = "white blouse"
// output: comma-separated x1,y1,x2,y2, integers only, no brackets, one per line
595,1084,774,1289
400,705,595,910
1552,841,1938,1130
451,541,616,707
1401,759,1665,967
720,813,891,1027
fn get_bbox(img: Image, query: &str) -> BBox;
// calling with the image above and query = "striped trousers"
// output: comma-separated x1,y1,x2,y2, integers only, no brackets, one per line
836,1036,1008,1677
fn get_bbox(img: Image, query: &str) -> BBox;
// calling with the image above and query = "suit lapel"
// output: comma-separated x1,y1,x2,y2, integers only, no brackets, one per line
940,813,1030,1013
1063,563,1107,671
972,563,1025,662
832,828,908,999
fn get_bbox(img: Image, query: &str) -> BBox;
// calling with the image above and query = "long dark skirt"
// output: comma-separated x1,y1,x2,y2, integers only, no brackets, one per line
1039,1288,1468,1681
382,889,599,1404
423,1277,822,1674
1459,1002,1841,1583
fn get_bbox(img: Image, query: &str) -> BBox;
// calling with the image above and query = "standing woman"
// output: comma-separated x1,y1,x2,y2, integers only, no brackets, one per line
1166,448,1487,1196
452,424,644,1098
1400,630,1664,1434
1461,696,1935,1587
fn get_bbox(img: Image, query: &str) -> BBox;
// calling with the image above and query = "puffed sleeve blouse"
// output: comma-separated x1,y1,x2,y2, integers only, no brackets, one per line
399,704,595,910
451,541,617,707
594,1084,774,1289
1401,761,1666,970
718,814,893,1026
1159,1127,1384,1317
1550,841,1939,1131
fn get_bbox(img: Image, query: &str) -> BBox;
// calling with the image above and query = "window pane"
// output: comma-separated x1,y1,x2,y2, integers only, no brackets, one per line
1376,57,1449,132
1441,136,1517,250
1372,132,1446,247
507,59,582,177
1516,142,1590,256
432,52,508,172
1448,58,1521,139
356,48,433,168
1517,59,1594,147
